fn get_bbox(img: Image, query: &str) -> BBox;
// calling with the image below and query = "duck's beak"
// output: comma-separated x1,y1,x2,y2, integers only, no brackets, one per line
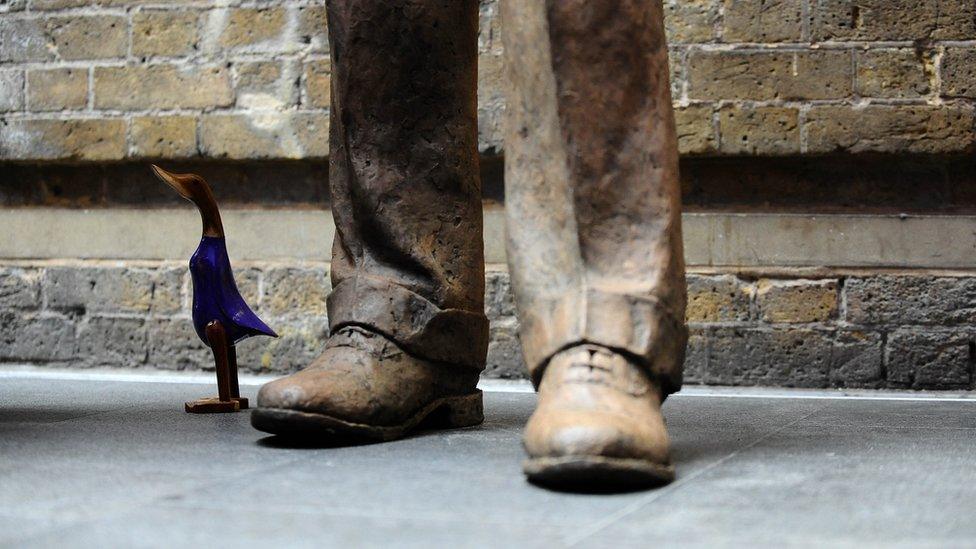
150,164,196,201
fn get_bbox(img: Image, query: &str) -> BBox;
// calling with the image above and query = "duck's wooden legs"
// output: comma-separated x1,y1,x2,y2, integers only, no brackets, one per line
185,320,241,413
210,321,233,402
227,344,248,409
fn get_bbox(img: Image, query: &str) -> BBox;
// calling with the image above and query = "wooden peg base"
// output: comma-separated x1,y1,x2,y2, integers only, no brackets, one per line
185,396,249,414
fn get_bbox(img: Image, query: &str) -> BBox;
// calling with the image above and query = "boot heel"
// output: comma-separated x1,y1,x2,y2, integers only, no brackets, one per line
440,390,484,428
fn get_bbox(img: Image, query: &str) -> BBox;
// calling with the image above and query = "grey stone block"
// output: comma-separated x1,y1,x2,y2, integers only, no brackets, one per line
829,330,883,388
262,266,330,317
76,316,148,367
484,318,525,379
0,0,26,12
0,18,51,62
845,276,976,326
146,317,208,371
0,310,76,361
43,267,155,314
151,267,186,315
484,269,516,321
232,266,261,309
235,317,329,374
706,328,832,388
682,327,708,384
0,69,24,111
0,267,41,309
885,330,973,389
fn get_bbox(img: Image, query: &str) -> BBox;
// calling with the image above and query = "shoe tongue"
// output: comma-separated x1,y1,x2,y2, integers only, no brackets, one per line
550,347,652,396
556,345,617,372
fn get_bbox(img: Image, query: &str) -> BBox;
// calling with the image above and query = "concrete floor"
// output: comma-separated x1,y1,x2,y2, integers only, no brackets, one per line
2,369,976,548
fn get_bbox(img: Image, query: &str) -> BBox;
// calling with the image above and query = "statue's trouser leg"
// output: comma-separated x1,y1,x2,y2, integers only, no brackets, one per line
251,0,487,439
503,0,688,487
326,0,487,372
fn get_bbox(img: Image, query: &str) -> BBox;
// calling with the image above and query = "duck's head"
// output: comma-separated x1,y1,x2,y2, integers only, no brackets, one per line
151,165,224,238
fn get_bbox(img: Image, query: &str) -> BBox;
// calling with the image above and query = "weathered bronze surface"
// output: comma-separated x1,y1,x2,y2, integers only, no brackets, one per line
504,0,687,486
522,346,674,489
251,0,487,436
324,0,488,369
503,0,687,389
252,326,483,439
252,0,687,488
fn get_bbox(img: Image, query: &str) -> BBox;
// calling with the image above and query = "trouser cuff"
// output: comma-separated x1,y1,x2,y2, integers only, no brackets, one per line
520,290,687,395
327,276,488,372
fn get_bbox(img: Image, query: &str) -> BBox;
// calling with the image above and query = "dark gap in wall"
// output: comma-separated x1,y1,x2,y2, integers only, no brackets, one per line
968,340,976,388
0,160,329,208
879,332,889,386
0,154,973,214
851,5,862,29
0,157,508,209
681,154,976,214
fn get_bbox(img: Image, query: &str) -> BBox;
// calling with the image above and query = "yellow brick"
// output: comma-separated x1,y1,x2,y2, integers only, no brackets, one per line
0,118,125,160
687,50,852,101
856,49,929,99
220,8,286,48
719,106,799,155
675,105,717,154
686,275,752,323
27,68,88,111
133,10,199,57
199,113,329,159
95,65,232,110
47,16,127,60
757,279,838,323
130,116,197,158
303,59,331,108
722,0,803,42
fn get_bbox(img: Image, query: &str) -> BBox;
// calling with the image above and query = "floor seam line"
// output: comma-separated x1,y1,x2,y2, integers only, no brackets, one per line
562,403,830,547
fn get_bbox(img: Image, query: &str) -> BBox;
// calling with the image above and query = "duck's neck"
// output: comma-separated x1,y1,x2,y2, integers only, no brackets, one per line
200,207,224,238
193,185,224,238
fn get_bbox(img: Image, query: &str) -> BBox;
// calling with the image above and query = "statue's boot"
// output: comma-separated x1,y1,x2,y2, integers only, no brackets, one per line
251,326,482,440
251,0,487,441
502,0,687,489
522,345,672,489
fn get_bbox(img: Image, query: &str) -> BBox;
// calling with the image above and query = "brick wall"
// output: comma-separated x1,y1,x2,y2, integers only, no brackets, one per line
667,0,976,156
2,0,976,389
3,262,975,390
1,0,974,161
684,273,976,389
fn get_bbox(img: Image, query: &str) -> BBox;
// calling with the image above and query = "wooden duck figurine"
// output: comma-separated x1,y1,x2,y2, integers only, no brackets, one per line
151,165,278,413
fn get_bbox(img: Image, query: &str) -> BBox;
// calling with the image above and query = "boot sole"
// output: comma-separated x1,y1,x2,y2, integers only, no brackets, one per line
523,456,674,490
250,390,484,442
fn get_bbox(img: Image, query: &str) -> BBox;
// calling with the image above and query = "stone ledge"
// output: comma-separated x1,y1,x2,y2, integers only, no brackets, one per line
4,208,976,269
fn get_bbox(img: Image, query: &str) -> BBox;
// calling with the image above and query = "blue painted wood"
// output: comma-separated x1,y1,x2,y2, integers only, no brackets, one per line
190,236,277,346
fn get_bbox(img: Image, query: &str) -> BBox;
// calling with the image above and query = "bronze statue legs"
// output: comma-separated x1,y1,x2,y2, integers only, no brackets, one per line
252,0,487,438
253,0,688,488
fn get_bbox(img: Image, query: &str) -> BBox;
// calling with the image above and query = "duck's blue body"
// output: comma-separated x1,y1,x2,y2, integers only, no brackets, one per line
190,236,277,345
